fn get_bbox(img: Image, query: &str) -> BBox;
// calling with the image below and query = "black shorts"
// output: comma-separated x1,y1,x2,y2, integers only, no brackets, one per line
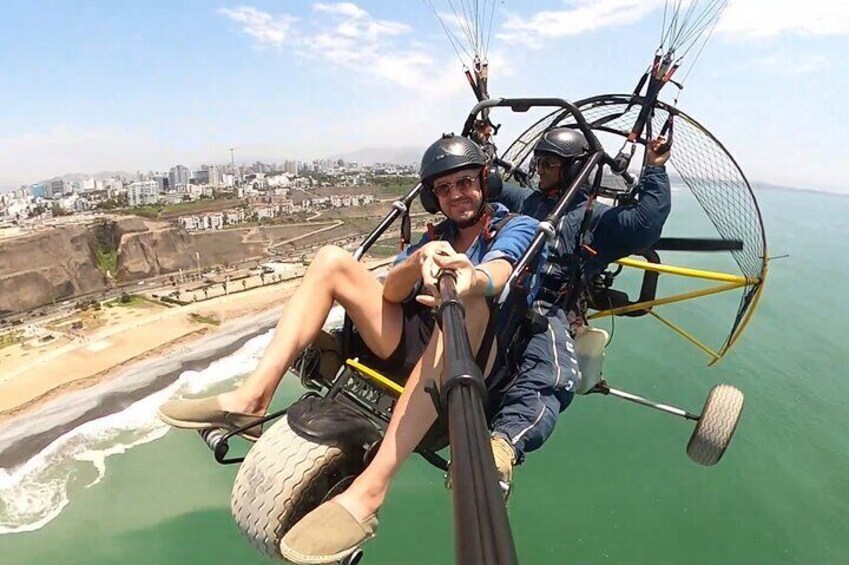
352,299,436,385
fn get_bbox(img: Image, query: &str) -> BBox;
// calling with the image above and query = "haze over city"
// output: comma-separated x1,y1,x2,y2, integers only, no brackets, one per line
1,0,847,193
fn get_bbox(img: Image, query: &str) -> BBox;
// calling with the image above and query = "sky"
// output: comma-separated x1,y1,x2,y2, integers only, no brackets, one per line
0,0,847,193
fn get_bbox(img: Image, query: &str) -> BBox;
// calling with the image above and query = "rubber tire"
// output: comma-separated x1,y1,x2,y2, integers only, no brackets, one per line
686,384,744,466
231,415,359,560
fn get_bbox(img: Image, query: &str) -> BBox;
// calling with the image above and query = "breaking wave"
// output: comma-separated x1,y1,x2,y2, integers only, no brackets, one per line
0,330,275,534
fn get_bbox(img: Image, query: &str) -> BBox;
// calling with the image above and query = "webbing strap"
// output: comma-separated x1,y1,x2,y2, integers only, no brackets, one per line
472,213,519,374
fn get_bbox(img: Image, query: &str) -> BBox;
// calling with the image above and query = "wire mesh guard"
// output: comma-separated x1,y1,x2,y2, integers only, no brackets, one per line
501,94,767,356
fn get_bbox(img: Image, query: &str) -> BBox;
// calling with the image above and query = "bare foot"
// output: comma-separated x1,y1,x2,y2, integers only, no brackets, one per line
217,389,266,416
333,486,384,523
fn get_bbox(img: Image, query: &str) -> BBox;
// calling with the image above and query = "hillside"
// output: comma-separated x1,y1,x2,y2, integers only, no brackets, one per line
0,218,299,316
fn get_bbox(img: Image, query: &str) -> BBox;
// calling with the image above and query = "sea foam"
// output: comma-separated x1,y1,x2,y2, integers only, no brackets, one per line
0,329,275,535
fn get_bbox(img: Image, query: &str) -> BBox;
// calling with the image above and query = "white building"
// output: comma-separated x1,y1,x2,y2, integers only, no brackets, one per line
161,193,184,205
208,213,224,230
1,199,30,220
267,173,292,188
256,207,276,220
178,216,202,231
127,181,161,206
225,209,246,225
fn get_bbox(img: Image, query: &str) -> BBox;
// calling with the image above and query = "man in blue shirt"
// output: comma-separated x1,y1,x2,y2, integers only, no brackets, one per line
490,127,672,487
160,134,539,564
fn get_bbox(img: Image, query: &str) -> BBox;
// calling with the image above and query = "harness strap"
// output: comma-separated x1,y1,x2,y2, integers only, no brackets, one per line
400,211,411,250
472,212,520,374
561,170,605,315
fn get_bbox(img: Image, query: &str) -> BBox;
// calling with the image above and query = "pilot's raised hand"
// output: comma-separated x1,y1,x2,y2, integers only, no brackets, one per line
646,136,671,167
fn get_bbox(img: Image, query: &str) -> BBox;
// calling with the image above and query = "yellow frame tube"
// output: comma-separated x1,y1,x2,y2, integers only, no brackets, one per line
616,257,749,284
346,358,404,396
710,270,769,365
590,256,767,364
589,280,745,319
647,311,721,361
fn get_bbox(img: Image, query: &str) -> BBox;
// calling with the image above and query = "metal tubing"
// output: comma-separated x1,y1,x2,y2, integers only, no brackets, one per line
462,98,603,152
505,150,604,292
616,257,749,284
647,311,721,362
438,274,517,565
353,183,422,261
603,386,699,421
715,278,768,363
345,359,404,396
589,280,744,319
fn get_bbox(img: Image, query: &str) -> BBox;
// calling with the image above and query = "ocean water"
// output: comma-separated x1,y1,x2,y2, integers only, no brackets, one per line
1,187,847,564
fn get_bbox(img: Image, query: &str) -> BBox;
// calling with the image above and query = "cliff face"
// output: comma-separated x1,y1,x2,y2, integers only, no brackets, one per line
0,225,106,316
0,217,282,316
115,221,197,280
189,231,268,267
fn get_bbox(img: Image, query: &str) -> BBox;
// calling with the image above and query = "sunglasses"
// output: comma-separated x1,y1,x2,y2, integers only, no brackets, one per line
532,156,562,172
433,175,478,197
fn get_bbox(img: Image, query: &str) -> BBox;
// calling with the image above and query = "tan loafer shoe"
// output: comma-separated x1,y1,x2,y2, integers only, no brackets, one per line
157,396,263,441
491,434,515,487
279,500,378,564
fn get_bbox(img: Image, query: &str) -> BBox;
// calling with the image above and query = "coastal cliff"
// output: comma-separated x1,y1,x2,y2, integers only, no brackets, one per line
0,224,107,315
0,217,272,316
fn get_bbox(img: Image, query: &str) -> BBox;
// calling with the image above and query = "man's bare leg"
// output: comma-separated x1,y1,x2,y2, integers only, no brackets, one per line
219,246,405,415
332,295,492,522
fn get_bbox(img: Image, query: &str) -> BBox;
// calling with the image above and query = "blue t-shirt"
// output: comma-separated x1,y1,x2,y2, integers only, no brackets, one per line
393,203,543,307
394,202,538,270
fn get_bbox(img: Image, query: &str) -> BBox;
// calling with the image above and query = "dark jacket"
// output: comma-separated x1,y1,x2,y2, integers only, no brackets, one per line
498,165,671,310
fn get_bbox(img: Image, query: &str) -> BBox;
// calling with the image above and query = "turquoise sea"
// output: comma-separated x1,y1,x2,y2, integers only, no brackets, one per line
1,186,848,564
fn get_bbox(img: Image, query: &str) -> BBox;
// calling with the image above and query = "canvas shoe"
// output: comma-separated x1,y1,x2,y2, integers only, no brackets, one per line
157,395,263,441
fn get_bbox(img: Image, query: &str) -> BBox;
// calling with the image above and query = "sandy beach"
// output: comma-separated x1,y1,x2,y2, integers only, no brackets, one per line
0,258,392,469
0,258,392,420
0,280,296,418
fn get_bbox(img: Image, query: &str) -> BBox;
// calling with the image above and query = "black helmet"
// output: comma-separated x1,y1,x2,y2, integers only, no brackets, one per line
533,127,590,191
534,127,590,160
419,134,489,214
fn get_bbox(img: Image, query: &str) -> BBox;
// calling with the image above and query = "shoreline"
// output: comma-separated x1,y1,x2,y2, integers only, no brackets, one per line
0,258,392,471
0,279,298,414
0,328,210,421
0,306,281,470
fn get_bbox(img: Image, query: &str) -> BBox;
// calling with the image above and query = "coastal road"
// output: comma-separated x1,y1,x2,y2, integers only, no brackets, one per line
267,220,344,255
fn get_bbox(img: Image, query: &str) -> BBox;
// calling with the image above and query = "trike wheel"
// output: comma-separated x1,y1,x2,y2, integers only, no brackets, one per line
686,384,744,466
230,415,360,560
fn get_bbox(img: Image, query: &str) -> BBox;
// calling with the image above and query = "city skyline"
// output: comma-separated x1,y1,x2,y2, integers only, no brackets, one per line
0,151,415,195
1,1,847,193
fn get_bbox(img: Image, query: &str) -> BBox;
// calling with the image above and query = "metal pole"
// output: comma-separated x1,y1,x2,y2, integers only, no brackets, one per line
599,385,700,421
504,150,602,291
438,274,518,565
